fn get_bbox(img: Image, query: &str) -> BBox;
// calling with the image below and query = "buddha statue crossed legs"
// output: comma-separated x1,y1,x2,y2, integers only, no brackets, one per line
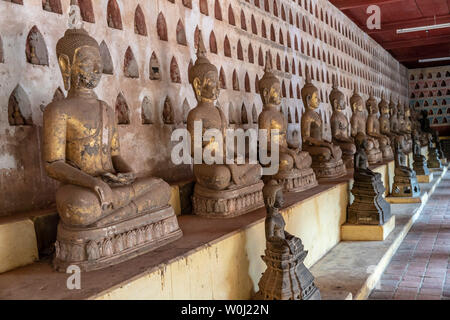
301,67,346,179
258,53,317,192
43,25,181,271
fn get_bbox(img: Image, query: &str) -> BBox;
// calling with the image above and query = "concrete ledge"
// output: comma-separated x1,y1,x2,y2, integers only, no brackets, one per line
385,192,428,204
341,215,395,241
417,173,434,183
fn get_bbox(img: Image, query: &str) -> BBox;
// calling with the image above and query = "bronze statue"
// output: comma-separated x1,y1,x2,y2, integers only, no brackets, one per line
187,31,264,217
390,137,420,198
433,130,447,165
427,133,442,169
396,101,412,153
329,76,356,169
258,53,317,192
366,90,393,161
301,67,346,179
42,14,181,271
347,133,391,225
255,180,321,300
350,86,382,165
412,132,430,176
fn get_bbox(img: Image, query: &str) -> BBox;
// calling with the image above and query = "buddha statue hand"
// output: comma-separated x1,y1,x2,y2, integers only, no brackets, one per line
101,172,136,186
92,178,115,211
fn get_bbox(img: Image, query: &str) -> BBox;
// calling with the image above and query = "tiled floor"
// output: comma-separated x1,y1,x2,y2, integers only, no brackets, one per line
369,174,450,300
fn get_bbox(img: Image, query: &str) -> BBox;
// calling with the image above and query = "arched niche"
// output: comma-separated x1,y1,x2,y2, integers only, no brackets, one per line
176,20,187,46
115,93,130,125
134,5,147,36
182,98,190,124
26,26,49,66
157,12,168,41
42,0,62,14
107,0,123,30
124,47,139,78
8,84,33,126
162,96,175,124
170,57,181,83
214,0,222,20
149,52,161,80
78,0,95,23
99,41,114,75
141,96,153,124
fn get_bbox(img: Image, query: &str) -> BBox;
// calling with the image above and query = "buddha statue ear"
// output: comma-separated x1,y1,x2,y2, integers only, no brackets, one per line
262,88,269,103
193,77,202,101
58,54,71,91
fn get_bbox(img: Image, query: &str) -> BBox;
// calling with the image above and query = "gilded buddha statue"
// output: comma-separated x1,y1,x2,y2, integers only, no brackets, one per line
329,76,356,169
390,137,420,198
366,90,394,161
258,53,317,192
42,9,181,271
255,180,321,300
350,86,383,165
396,102,412,153
187,32,264,217
301,68,346,179
379,93,402,151
347,133,391,225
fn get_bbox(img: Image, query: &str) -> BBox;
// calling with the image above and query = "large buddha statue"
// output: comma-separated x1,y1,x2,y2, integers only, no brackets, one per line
350,86,382,165
388,96,408,152
379,93,399,149
187,32,263,217
43,14,181,271
390,137,420,198
301,68,346,179
329,76,356,169
258,53,317,192
366,90,394,160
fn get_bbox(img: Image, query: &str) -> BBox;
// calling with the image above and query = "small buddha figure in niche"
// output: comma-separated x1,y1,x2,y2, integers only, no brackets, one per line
301,67,346,179
258,52,317,192
350,86,382,165
255,180,321,300
347,133,391,225
412,131,430,176
366,90,394,160
43,11,181,271
390,137,420,198
329,76,356,169
187,31,263,217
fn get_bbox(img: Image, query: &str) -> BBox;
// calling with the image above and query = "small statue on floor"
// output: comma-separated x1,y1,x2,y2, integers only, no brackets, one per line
412,132,430,176
347,133,391,225
391,137,420,198
255,180,321,300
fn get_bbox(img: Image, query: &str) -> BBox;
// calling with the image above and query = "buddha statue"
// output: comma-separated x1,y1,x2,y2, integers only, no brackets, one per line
433,130,447,165
329,76,356,169
255,180,321,300
396,101,412,153
187,32,264,217
258,53,317,192
301,67,346,179
379,93,400,150
390,137,420,198
388,96,407,151
412,132,430,176
347,133,391,225
366,90,394,160
427,133,442,169
412,108,429,147
350,86,382,165
43,12,181,272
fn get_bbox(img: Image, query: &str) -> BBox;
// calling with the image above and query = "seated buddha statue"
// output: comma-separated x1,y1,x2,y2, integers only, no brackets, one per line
255,180,321,300
347,133,391,225
350,86,382,165
411,109,429,147
301,68,346,179
43,18,181,271
187,32,263,217
427,132,443,169
396,102,412,153
433,130,447,165
329,76,356,169
379,93,400,150
257,53,317,192
390,137,420,198
366,90,393,160
388,97,407,151
412,131,430,176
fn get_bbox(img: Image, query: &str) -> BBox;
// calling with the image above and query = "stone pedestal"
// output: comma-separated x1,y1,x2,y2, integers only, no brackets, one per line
272,168,318,193
341,215,395,241
428,148,442,169
192,182,264,218
311,159,347,180
53,206,182,272
417,173,434,183
255,236,321,300
390,175,420,198
385,191,427,204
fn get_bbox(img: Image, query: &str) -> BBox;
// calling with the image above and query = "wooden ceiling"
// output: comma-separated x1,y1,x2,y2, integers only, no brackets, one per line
329,0,450,69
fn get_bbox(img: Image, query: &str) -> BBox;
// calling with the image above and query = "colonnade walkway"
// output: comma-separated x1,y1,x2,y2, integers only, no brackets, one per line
369,172,450,300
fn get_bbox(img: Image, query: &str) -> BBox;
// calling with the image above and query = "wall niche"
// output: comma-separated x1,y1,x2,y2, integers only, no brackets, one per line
134,5,147,36
115,93,130,125
42,0,62,14
141,96,153,124
8,85,33,126
99,41,114,75
26,26,49,66
149,52,161,80
107,0,123,30
124,47,139,78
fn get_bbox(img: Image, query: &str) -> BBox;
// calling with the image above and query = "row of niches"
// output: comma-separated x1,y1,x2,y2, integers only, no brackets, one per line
410,71,450,81
411,80,448,90
410,90,450,99
0,0,405,92
411,99,449,108
1,19,391,91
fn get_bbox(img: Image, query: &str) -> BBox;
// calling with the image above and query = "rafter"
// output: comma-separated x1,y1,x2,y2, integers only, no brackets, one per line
381,34,450,50
396,50,450,62
366,14,450,34
330,0,403,10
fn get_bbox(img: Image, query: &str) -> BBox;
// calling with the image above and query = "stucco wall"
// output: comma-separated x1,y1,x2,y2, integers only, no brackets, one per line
0,0,409,216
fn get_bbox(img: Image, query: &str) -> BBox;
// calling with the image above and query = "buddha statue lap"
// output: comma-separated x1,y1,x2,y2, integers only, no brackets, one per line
255,180,321,300
43,20,181,272
187,32,264,218
300,68,346,179
329,77,356,169
366,90,394,161
347,133,391,225
258,53,317,192
350,87,382,165
412,132,430,176
390,137,420,198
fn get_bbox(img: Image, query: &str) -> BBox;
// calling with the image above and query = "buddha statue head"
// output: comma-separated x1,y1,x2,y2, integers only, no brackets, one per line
379,93,389,116
188,31,219,103
366,89,379,115
259,52,281,108
329,75,346,112
56,27,102,92
350,84,364,114
355,132,368,152
262,180,284,212
301,66,320,110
